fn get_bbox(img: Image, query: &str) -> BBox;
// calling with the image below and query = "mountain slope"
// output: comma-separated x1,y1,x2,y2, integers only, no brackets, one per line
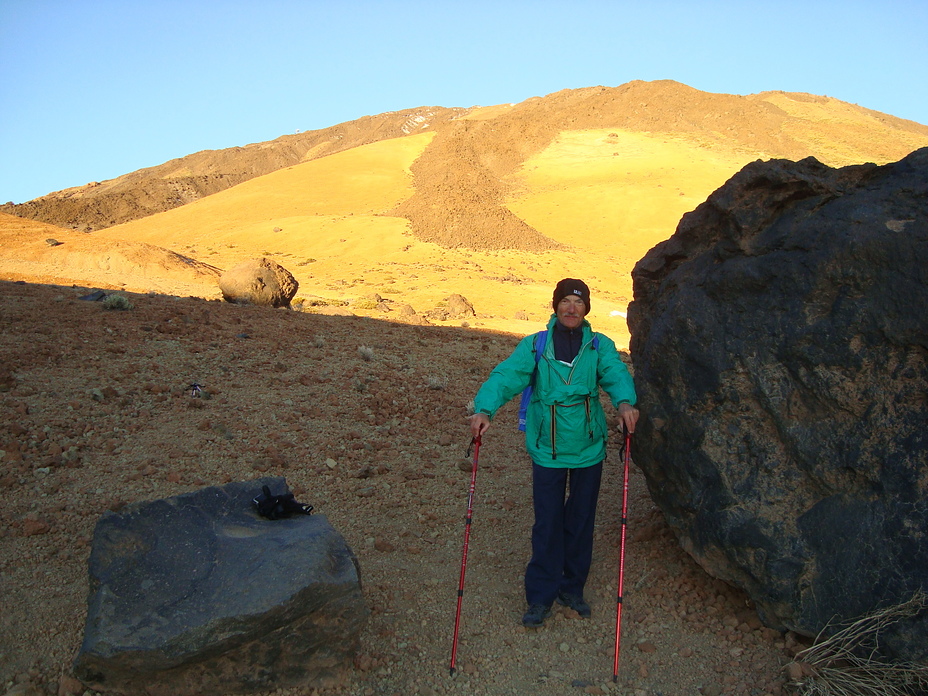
0,213,219,296
0,107,464,231
4,81,926,245
91,133,438,299
2,80,928,346
393,81,928,251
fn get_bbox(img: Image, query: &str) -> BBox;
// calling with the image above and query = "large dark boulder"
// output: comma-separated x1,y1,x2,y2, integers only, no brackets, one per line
628,148,928,659
73,478,368,694
219,257,298,308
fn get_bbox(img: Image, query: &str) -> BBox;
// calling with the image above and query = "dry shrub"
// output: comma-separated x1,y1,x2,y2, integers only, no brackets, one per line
102,294,132,310
788,591,928,696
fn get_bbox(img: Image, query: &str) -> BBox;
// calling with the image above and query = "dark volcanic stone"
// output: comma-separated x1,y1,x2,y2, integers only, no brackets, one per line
628,148,928,659
74,477,368,694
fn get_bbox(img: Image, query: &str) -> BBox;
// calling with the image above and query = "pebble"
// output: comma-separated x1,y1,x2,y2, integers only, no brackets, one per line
21,517,51,536
374,538,395,552
55,675,83,696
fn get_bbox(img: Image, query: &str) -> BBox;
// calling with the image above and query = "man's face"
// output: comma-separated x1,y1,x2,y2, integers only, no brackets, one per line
556,295,587,330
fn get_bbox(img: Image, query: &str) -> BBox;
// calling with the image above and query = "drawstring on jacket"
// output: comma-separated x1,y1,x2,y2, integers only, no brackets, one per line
550,405,557,460
585,397,593,440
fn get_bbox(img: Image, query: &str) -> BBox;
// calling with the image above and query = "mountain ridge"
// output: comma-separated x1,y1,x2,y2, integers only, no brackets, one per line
0,106,465,230
4,80,926,240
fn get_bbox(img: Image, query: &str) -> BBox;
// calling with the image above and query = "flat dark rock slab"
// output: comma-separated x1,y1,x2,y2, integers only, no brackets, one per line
74,477,368,695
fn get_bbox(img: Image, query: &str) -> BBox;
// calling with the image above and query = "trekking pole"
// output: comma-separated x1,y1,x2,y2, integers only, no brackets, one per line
612,425,632,683
449,435,481,676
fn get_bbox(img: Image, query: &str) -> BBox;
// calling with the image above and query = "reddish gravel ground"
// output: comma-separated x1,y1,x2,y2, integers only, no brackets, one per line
0,281,800,696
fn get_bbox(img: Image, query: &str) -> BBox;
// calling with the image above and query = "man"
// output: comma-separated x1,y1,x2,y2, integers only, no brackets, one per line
469,278,638,627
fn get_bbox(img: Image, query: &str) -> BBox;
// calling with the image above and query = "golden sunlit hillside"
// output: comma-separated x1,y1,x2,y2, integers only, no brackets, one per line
3,80,928,348
0,213,220,297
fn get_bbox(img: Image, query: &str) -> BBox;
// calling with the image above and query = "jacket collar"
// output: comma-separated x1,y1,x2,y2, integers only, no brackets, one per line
546,313,591,336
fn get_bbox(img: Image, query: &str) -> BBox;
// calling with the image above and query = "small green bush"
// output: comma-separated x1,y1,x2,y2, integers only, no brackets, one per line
102,294,132,311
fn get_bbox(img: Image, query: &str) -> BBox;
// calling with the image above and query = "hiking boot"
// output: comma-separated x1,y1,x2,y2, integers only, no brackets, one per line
521,603,552,628
556,592,591,618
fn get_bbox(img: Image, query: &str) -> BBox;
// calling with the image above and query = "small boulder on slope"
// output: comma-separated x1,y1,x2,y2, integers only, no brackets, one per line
219,257,298,308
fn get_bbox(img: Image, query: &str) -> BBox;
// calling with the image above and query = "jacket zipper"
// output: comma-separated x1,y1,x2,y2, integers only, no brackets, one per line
536,335,597,460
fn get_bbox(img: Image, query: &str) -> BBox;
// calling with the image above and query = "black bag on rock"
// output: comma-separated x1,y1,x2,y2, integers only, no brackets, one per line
252,485,314,520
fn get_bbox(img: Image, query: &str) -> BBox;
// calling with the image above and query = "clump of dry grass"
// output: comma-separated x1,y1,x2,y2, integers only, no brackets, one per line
787,591,928,696
353,298,380,310
102,293,132,310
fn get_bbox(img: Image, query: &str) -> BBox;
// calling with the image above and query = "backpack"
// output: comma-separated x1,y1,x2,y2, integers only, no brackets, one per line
518,330,599,431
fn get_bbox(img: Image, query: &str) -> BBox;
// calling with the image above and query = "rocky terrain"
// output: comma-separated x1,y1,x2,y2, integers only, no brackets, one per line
0,280,802,696
4,79,925,696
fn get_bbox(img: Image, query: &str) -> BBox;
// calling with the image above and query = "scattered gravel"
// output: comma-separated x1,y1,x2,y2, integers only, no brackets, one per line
0,282,800,696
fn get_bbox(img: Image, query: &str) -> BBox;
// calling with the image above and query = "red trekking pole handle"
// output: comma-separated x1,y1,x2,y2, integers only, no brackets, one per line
613,426,632,683
449,435,481,675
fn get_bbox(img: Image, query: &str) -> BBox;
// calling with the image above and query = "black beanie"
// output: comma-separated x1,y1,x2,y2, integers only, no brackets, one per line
552,278,590,313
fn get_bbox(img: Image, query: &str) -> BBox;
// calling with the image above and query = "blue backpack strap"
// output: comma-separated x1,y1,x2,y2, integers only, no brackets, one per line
534,329,548,362
518,331,547,431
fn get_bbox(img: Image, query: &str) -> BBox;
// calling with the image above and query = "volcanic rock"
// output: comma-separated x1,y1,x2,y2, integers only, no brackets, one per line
219,258,298,308
426,293,476,321
628,147,928,659
73,477,368,694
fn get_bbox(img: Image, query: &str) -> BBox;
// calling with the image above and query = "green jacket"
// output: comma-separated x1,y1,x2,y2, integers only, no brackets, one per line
473,315,636,468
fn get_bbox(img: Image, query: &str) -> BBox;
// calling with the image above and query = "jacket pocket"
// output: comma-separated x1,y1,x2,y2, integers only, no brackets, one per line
537,400,596,460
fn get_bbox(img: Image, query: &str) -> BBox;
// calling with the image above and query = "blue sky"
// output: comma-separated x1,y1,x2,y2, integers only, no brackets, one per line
1,0,926,204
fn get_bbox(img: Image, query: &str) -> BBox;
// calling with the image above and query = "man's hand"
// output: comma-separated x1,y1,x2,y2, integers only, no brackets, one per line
469,413,490,439
618,403,639,434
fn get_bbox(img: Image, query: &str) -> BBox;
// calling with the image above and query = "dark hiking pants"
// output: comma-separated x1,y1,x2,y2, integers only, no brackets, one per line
525,460,603,606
